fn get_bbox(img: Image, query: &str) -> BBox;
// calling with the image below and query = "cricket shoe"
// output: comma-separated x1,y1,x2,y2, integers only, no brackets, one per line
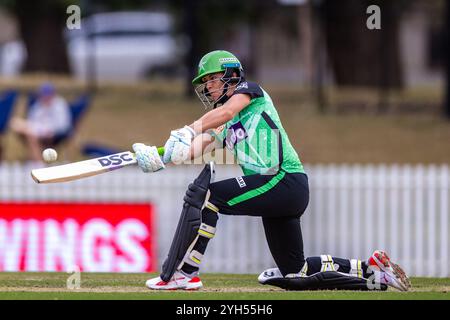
145,271,203,290
367,250,412,291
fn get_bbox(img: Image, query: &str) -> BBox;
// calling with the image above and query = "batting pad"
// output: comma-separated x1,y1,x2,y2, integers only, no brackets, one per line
262,271,388,291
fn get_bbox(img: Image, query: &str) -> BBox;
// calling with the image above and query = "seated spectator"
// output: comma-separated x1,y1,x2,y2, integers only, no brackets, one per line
10,82,71,161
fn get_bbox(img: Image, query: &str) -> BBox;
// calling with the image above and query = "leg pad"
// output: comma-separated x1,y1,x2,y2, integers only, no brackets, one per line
263,271,388,291
160,164,212,282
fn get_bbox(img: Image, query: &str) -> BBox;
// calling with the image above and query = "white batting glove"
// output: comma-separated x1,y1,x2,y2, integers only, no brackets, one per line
163,125,196,164
132,143,165,173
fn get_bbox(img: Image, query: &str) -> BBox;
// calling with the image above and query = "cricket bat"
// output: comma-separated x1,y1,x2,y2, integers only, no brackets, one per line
31,147,164,184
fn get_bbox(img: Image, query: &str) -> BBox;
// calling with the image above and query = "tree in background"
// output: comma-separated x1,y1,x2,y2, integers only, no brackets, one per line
320,0,408,89
0,0,73,73
0,0,161,74
169,0,273,96
2,0,446,118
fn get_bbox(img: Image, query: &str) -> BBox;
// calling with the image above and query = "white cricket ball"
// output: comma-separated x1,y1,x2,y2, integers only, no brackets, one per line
42,148,58,163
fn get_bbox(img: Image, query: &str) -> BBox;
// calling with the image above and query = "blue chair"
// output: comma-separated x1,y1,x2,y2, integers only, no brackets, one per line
0,90,18,134
0,90,18,160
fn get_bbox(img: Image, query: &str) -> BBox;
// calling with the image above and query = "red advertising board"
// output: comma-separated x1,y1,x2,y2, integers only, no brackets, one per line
0,203,157,272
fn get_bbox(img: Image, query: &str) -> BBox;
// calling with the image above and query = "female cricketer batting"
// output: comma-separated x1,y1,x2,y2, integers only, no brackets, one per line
132,50,411,291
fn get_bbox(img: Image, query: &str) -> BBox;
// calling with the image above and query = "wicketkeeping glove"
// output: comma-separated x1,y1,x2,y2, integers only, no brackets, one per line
163,125,196,164
132,143,165,173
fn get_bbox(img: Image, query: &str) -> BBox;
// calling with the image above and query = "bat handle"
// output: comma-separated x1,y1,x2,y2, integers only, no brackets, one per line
157,147,165,156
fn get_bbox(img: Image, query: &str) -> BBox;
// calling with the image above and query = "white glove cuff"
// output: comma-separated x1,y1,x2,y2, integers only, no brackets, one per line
183,125,197,140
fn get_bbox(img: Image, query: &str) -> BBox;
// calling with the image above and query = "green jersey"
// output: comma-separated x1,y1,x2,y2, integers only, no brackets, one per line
212,81,305,176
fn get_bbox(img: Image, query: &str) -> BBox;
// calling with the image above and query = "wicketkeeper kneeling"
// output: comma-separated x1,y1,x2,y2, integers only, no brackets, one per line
132,50,411,292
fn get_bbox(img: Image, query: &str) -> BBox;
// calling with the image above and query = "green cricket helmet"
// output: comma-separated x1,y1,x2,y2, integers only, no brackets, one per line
192,50,244,109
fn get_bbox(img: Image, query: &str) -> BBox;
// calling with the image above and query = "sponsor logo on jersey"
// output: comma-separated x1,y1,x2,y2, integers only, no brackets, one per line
235,82,248,91
224,122,248,150
98,152,134,167
236,176,246,188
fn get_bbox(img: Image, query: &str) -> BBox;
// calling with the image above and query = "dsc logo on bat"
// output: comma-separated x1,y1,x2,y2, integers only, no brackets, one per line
98,153,134,167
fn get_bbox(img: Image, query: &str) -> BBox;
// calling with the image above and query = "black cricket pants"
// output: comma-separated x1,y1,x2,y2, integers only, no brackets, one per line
208,170,310,276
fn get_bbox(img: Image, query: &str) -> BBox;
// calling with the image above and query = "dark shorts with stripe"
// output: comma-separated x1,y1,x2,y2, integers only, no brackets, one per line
208,170,310,275
209,170,309,218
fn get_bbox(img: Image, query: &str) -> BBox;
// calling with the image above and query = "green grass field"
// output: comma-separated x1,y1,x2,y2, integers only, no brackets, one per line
0,272,448,300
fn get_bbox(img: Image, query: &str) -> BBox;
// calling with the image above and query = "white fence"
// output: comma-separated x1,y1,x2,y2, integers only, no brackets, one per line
0,163,449,277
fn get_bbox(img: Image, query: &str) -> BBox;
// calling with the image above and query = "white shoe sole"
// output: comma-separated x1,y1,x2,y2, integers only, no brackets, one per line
184,281,203,291
146,279,203,291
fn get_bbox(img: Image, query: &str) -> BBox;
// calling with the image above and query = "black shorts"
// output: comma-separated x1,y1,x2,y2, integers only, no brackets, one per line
208,170,309,218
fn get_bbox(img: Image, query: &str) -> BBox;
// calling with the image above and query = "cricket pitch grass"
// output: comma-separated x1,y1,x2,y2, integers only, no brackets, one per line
0,273,448,300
